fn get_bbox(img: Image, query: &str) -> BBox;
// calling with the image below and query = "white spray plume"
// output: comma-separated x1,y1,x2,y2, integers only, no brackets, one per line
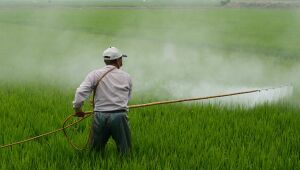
0,5,298,107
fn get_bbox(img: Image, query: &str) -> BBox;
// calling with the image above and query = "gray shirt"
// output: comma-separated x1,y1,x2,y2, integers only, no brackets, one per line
73,65,132,112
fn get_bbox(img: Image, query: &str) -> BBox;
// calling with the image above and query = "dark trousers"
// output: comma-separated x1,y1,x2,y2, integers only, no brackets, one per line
90,111,131,155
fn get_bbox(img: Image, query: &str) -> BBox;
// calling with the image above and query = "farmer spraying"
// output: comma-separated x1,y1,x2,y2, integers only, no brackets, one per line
72,47,132,154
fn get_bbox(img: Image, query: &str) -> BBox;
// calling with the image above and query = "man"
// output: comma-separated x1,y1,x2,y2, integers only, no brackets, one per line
72,47,132,155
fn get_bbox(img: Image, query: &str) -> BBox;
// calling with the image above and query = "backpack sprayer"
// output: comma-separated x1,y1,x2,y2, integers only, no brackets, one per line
0,84,292,150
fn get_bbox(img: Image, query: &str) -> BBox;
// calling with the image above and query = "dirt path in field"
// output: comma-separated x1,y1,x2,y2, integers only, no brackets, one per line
0,1,300,9
225,1,300,8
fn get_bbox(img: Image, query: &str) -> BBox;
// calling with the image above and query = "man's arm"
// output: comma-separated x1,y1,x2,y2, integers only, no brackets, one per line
72,72,96,111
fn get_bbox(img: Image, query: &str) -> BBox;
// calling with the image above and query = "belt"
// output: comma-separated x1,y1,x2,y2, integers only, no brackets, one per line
99,109,127,113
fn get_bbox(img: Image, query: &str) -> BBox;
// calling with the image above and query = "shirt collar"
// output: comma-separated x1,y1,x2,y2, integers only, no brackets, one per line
105,65,116,69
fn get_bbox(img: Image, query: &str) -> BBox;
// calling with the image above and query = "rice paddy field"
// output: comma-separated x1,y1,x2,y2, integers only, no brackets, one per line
1,1,300,169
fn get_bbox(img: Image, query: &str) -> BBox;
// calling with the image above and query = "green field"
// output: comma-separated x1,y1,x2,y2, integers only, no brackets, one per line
0,4,300,169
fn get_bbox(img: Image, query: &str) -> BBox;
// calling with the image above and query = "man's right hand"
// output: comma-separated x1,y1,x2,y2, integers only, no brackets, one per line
75,111,85,117
74,108,85,117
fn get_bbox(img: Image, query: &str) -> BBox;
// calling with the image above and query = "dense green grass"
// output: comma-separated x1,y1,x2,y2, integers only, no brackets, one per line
0,6,300,169
0,83,299,169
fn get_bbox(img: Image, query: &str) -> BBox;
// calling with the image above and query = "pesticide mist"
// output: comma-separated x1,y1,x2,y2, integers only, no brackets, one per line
0,6,299,107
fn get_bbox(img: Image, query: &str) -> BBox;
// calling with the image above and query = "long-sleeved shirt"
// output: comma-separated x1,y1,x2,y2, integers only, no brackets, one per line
73,65,132,112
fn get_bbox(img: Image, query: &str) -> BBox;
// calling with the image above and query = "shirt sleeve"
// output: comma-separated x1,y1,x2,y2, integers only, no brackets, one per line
72,72,96,109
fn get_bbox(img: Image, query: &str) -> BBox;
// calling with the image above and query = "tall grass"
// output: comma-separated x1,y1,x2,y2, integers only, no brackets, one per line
0,83,300,169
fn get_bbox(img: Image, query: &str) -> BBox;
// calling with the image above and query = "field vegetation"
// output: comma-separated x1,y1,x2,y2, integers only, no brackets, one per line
0,2,300,169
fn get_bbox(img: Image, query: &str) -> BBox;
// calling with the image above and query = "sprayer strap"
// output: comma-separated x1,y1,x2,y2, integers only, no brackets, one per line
92,67,117,108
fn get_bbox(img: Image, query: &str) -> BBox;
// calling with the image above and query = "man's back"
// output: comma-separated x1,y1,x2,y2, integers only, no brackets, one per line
73,65,132,112
93,65,132,112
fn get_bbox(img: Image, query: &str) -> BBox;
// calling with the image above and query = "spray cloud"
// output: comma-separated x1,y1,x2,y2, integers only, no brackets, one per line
0,2,298,106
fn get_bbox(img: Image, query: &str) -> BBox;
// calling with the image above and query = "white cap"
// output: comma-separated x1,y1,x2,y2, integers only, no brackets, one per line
103,47,127,60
